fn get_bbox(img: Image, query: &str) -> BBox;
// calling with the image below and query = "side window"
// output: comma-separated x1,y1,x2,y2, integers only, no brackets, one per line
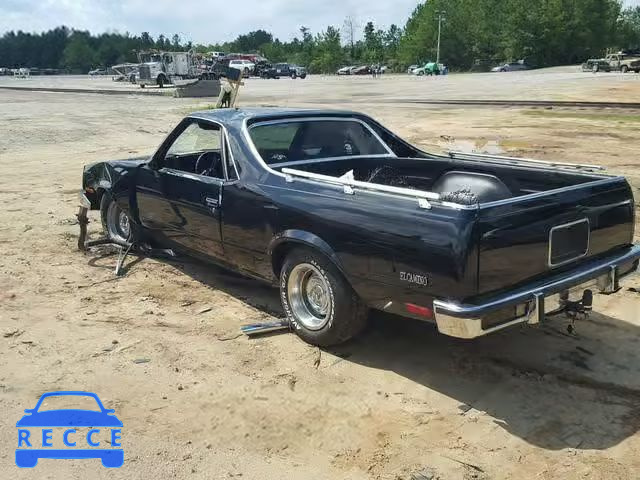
250,122,301,164
164,122,222,177
249,120,389,165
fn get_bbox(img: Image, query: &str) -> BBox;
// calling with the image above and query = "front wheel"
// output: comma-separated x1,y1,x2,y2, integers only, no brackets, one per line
280,248,368,346
100,194,137,244
621,65,629,74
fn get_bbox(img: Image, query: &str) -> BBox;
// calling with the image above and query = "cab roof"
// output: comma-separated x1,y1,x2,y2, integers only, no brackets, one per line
188,107,363,127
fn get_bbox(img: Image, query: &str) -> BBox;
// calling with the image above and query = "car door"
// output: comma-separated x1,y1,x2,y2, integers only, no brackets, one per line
136,119,226,259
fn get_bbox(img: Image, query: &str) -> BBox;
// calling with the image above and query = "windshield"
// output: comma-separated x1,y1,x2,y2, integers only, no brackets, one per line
249,119,391,166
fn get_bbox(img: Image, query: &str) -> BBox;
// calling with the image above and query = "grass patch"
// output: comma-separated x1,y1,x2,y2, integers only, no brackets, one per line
523,110,640,123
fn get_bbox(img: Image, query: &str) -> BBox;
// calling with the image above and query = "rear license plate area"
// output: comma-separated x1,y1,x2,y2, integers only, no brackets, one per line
549,219,590,267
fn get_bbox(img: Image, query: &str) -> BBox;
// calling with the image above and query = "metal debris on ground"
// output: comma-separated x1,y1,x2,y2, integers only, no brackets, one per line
241,320,290,337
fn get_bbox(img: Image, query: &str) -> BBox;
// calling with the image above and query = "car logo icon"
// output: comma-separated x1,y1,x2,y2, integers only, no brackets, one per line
16,391,123,468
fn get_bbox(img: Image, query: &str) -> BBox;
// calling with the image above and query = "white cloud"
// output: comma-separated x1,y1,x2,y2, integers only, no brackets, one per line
0,0,422,44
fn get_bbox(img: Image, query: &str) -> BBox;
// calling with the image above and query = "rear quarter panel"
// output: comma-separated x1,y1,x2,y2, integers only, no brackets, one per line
261,175,479,307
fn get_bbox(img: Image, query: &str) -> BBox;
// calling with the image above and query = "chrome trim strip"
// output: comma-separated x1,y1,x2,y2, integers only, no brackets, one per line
548,218,590,268
270,154,394,169
282,167,441,202
447,151,607,172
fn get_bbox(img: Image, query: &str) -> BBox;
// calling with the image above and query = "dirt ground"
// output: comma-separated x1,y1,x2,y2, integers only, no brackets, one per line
1,71,639,479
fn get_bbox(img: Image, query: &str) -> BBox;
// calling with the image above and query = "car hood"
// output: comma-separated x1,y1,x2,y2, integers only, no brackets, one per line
16,410,123,427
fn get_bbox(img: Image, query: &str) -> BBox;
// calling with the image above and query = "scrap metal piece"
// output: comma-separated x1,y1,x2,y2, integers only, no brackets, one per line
241,320,290,337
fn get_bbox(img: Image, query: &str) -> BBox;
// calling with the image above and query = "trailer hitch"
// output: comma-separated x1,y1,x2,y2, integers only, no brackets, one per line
562,289,593,334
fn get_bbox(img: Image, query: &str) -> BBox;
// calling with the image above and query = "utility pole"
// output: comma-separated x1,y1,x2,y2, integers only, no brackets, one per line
435,10,446,64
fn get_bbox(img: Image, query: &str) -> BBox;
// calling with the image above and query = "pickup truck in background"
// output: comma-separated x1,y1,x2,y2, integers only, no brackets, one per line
79,109,640,346
586,52,640,73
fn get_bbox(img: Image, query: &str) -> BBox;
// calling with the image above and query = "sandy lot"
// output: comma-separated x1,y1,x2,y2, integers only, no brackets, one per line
1,71,639,479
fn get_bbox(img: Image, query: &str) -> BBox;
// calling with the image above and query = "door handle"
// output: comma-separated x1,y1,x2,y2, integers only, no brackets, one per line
205,197,219,207
263,204,279,210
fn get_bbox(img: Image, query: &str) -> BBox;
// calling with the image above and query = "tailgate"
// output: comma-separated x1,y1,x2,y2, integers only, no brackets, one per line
477,177,635,294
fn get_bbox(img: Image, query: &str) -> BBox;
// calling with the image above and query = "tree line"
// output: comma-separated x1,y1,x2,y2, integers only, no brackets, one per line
1,1,639,73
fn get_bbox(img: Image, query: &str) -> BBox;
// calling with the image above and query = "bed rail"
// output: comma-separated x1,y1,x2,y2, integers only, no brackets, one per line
447,151,606,173
281,167,449,210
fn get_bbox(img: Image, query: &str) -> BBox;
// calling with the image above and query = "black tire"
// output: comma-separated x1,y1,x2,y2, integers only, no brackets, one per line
592,64,599,73
280,247,368,346
291,72,297,79
100,194,138,244
157,75,165,88
300,74,307,79
621,65,628,74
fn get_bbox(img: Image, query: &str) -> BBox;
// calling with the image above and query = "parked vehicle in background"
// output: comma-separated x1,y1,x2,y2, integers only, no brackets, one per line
80,108,640,346
351,65,370,75
88,68,107,76
290,64,307,79
413,62,441,76
261,63,307,79
604,53,640,73
407,64,419,74
14,68,30,78
337,66,356,75
491,61,530,72
0,67,10,75
229,59,255,76
111,63,139,82
136,50,200,88
582,59,611,72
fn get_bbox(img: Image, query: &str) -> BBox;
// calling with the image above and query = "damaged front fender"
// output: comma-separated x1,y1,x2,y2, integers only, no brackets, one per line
82,157,147,209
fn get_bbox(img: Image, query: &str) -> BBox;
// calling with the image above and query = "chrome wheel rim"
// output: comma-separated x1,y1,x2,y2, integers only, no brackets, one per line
287,263,331,330
106,202,131,243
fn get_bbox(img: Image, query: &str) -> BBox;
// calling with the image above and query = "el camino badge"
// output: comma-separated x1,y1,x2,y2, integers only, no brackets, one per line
400,271,431,287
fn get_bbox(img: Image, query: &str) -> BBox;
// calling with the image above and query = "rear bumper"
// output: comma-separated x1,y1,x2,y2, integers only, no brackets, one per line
433,245,640,339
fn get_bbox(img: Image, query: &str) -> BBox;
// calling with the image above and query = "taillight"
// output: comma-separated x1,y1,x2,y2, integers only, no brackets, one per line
405,303,434,318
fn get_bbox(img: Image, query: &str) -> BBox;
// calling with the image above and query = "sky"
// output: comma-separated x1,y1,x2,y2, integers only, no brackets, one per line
0,0,422,44
0,0,638,45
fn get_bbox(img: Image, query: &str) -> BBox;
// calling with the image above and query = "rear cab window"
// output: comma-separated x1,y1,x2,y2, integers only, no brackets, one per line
249,119,392,166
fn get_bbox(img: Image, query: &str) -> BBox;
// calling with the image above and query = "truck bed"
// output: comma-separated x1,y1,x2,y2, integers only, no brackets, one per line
277,154,635,297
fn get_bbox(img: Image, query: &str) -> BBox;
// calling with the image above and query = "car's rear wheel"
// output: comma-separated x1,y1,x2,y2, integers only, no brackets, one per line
100,194,136,244
280,248,367,346
621,65,629,74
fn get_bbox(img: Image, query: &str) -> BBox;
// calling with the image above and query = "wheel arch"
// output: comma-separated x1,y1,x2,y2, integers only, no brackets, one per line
269,230,346,278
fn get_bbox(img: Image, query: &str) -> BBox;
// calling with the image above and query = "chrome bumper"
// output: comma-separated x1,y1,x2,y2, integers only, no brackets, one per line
433,246,640,339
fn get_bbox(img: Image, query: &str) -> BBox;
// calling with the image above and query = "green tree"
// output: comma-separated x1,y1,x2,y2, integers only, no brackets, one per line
62,32,96,72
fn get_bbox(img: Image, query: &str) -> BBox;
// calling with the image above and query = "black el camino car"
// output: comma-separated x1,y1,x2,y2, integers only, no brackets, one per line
80,108,640,346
